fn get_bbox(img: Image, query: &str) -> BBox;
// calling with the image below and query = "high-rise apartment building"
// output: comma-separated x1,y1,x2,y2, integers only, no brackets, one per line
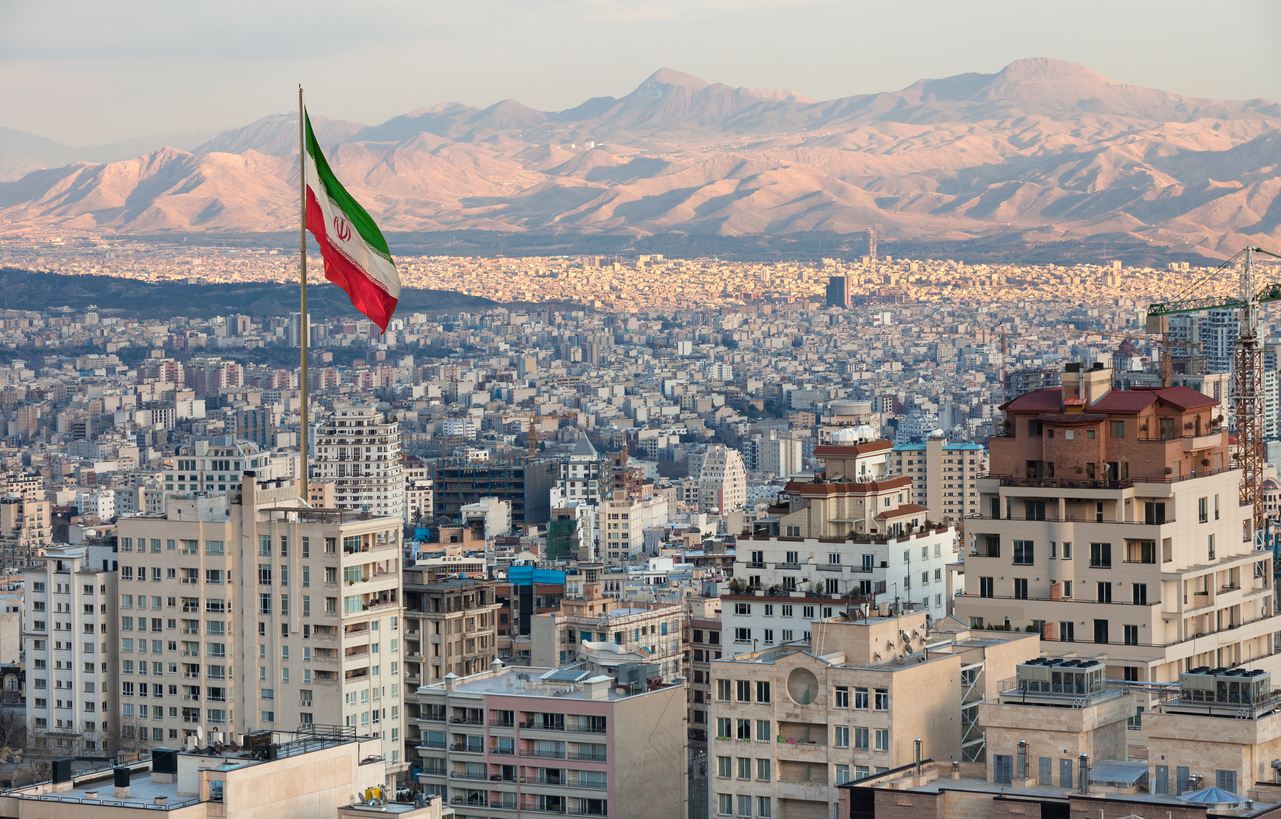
825,276,851,309
414,662,687,818
24,542,118,755
314,403,405,521
956,363,1277,690
699,444,747,514
0,492,51,571
114,474,407,782
889,438,987,527
598,489,668,564
402,575,500,770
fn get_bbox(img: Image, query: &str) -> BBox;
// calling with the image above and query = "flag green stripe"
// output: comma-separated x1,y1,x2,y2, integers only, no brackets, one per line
304,110,392,261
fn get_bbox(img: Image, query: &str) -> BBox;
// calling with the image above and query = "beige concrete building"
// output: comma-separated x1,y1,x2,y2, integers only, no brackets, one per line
414,662,687,819
530,585,685,681
0,731,434,819
0,492,51,572
835,660,1281,818
700,444,747,514
956,364,1278,693
888,438,987,528
978,658,1134,787
115,474,407,781
24,542,118,755
404,576,500,684
708,610,1037,819
402,577,500,770
1146,666,1281,796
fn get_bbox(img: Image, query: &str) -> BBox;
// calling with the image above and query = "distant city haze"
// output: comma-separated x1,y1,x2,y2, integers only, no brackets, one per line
1,0,1279,145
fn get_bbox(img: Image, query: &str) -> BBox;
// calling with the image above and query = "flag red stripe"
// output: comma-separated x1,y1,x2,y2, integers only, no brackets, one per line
306,188,398,332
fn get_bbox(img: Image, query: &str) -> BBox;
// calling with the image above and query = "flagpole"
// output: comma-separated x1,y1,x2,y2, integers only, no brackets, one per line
299,84,310,502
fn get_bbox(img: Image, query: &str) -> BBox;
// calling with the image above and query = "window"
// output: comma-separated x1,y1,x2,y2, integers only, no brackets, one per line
1093,619,1109,645
717,794,732,816
854,727,868,749
854,688,868,710
1199,497,1208,523
717,756,731,778
756,681,770,703
757,759,771,781
737,719,751,740
1208,534,1215,561
205,541,224,555
1133,584,1148,605
1012,540,1033,565
874,728,889,751
737,795,752,817
717,679,731,701
1013,578,1028,600
1089,542,1111,569
716,717,732,739
1110,420,1125,437
736,680,751,702
734,603,750,616
874,689,888,710
979,577,993,598
834,686,849,708
1060,621,1075,642
734,628,750,643
737,757,752,780
755,720,770,741
1124,625,1139,646
1097,582,1112,603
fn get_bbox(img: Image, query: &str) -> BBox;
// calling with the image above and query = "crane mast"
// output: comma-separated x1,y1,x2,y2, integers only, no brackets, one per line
1147,246,1281,537
1234,247,1264,527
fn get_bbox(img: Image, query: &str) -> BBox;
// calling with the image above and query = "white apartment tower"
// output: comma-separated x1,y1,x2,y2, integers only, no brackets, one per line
315,404,405,521
114,474,408,782
24,543,118,755
700,444,747,514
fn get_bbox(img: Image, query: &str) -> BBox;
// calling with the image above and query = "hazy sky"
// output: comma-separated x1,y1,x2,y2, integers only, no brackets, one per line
3,0,1280,145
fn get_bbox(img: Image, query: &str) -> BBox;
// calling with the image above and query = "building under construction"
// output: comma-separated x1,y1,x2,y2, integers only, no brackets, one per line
433,454,555,528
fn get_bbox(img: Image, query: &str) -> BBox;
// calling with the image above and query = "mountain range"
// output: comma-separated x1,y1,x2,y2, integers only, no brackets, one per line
2,59,1279,259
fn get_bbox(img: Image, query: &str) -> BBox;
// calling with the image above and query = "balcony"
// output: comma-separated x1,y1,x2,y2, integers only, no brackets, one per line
566,749,607,762
451,716,484,726
524,748,567,760
449,770,489,781
450,742,485,755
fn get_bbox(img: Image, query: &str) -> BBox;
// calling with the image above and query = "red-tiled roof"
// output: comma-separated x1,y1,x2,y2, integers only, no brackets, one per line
874,503,929,520
1090,390,1158,412
1155,385,1219,410
1001,388,1062,412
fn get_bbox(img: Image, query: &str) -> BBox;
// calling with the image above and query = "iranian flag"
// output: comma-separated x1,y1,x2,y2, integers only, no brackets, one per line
303,109,400,331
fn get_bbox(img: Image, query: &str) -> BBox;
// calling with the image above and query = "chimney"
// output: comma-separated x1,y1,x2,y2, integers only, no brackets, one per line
1017,740,1027,781
951,760,960,780
914,738,922,777
1078,753,1089,795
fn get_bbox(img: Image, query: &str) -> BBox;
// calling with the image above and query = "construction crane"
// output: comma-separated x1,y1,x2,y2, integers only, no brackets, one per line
1146,246,1281,529
527,412,577,457
1064,329,1202,388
